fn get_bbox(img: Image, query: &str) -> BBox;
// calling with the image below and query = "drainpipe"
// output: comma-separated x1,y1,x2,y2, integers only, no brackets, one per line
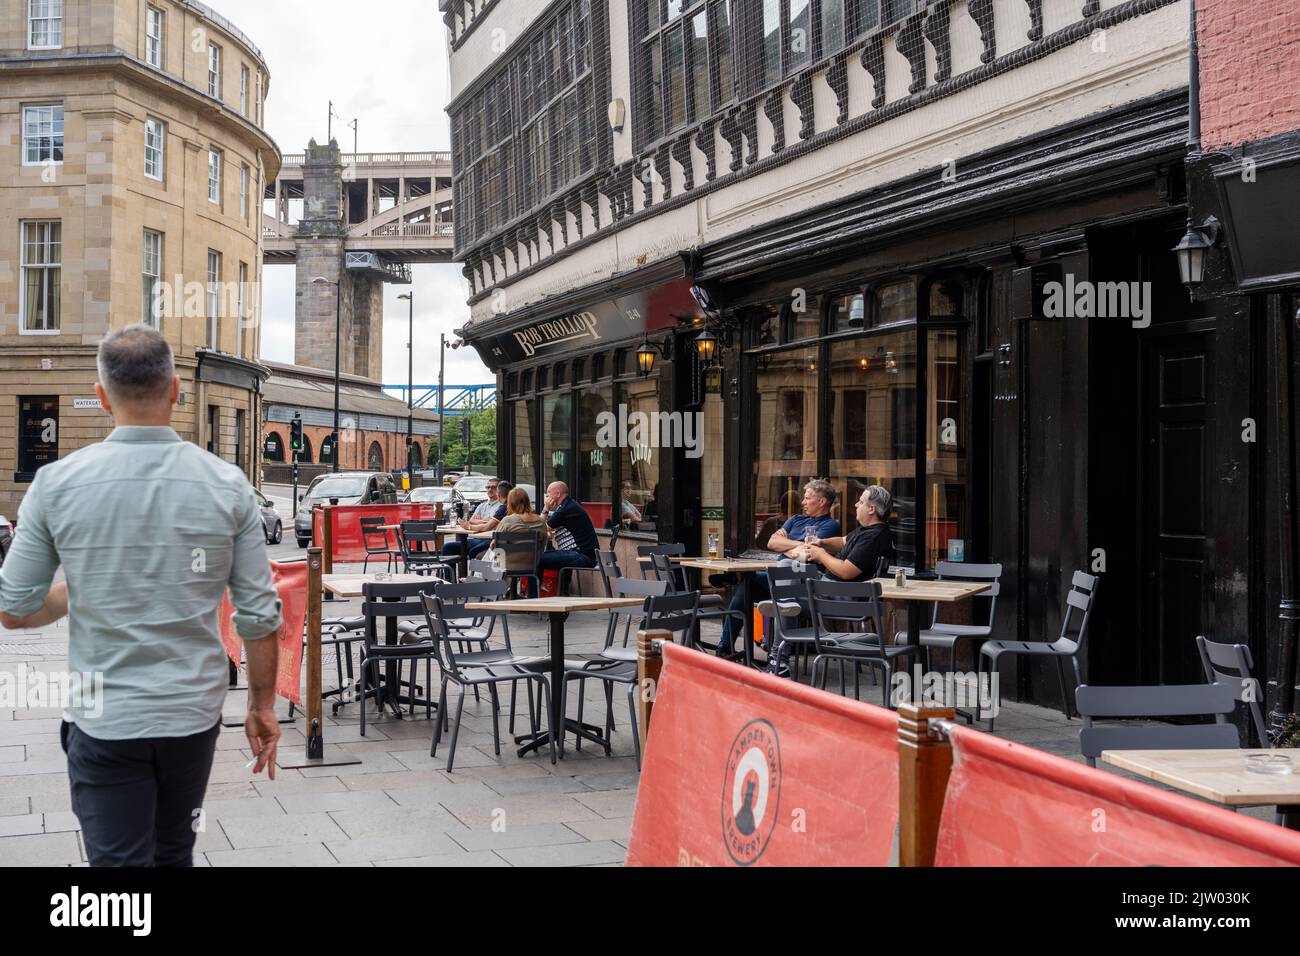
1271,301,1300,740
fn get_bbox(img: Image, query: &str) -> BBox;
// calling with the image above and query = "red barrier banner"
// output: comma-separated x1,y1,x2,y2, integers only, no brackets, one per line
218,560,308,707
935,724,1300,866
626,643,899,867
312,503,437,563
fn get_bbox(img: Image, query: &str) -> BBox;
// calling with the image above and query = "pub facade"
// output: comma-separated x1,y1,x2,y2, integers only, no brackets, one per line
443,0,1293,734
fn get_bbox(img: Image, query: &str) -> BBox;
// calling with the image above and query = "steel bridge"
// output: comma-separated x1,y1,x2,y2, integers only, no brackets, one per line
382,384,496,412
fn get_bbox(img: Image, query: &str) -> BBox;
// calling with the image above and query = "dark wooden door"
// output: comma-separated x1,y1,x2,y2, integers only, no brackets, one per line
1140,331,1216,685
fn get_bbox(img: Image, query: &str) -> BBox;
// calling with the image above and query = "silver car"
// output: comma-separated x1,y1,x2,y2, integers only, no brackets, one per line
294,471,399,546
404,485,454,506
254,489,283,545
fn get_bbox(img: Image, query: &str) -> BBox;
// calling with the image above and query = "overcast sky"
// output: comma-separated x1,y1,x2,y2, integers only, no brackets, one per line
211,0,491,388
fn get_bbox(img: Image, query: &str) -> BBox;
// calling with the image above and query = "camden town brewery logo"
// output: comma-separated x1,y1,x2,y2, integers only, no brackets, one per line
720,718,782,866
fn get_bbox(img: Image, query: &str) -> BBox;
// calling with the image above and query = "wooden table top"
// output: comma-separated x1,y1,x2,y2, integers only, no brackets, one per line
870,578,990,602
321,573,434,597
434,525,472,535
636,555,778,573
463,596,644,614
1101,749,1300,806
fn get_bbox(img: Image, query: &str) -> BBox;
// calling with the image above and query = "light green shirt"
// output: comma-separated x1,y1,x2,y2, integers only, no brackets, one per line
0,426,282,740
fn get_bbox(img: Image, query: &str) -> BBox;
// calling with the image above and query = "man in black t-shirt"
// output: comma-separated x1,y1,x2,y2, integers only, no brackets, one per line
772,484,895,677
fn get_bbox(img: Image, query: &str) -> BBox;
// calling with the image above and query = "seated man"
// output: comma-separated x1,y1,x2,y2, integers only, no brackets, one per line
717,479,842,658
769,484,895,677
539,481,598,581
444,480,511,563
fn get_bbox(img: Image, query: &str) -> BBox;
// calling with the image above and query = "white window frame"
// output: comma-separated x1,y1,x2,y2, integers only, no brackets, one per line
145,6,164,68
142,230,163,328
239,164,249,220
27,0,63,50
208,42,222,99
237,261,248,356
19,220,62,335
208,148,222,205
144,117,165,181
255,69,263,125
239,64,249,115
207,249,222,348
22,104,64,167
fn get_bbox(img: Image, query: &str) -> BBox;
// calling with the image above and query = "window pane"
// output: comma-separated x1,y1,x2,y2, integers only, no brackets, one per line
856,0,882,36
821,0,845,55
789,0,812,72
762,0,782,87
875,279,916,325
513,400,536,489
665,25,686,132
690,11,709,120
829,291,866,332
542,391,572,490
926,329,966,567
787,292,822,340
646,37,664,142
576,386,614,528
828,331,917,564
712,0,733,107
666,0,683,19
620,376,660,534
751,346,818,547
644,0,660,32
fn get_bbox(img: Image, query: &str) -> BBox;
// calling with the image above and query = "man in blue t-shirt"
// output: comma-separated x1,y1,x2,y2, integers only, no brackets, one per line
717,479,841,657
540,480,598,577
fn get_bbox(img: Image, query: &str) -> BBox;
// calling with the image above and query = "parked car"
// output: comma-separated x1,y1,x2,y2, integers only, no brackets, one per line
450,474,494,511
254,489,283,545
404,485,454,506
294,471,399,547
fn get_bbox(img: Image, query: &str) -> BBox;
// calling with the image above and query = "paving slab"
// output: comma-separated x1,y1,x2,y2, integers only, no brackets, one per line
496,840,627,867
0,831,83,865
324,830,465,864
443,822,589,853
375,850,508,867
220,812,348,849
206,843,340,867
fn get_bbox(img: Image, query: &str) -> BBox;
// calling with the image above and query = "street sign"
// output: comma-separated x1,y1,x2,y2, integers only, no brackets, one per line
73,398,103,410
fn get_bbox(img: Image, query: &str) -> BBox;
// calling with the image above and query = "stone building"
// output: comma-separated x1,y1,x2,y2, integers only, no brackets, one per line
0,0,280,516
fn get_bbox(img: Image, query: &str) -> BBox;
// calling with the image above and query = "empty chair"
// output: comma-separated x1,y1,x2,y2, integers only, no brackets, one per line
637,542,684,580
562,588,699,769
492,529,544,599
359,516,402,573
976,570,1100,730
597,577,671,663
398,520,458,580
594,548,621,597
919,561,1002,670
357,581,441,737
648,550,746,658
419,593,555,772
807,578,914,707
1197,635,1269,747
1076,682,1240,767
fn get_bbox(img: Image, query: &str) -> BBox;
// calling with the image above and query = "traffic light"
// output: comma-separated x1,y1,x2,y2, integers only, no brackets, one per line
460,416,471,447
290,416,303,454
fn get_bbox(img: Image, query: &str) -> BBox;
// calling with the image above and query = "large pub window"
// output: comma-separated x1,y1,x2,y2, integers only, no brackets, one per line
619,372,661,533
576,384,614,528
745,272,965,571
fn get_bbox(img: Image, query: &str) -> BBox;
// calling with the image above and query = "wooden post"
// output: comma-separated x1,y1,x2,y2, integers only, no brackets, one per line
305,547,324,759
320,506,334,575
897,703,955,867
636,629,669,743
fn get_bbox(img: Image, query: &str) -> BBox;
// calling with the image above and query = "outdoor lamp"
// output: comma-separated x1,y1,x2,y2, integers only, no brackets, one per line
1173,216,1221,289
885,351,899,374
636,337,659,376
694,327,720,365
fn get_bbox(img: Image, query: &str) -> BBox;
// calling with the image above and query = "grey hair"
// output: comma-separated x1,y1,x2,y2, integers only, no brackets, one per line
865,484,892,520
804,479,837,505
97,324,175,402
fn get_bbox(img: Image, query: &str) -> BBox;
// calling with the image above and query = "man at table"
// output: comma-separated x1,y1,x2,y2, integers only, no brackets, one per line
716,479,842,658
445,480,512,563
463,478,501,529
540,481,598,578
0,325,283,866
771,484,895,676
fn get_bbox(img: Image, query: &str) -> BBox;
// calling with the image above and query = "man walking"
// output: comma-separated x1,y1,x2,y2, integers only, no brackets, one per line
0,325,284,867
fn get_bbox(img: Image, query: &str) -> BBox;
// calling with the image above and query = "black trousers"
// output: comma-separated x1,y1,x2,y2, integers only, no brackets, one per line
61,719,221,867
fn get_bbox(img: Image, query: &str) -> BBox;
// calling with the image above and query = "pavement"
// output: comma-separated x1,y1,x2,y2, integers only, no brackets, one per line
0,568,1276,866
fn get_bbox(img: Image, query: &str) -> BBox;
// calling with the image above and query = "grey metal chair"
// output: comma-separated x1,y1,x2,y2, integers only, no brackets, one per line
359,516,402,573
561,588,699,770
1076,682,1240,767
419,592,555,772
493,529,544,599
1196,635,1270,747
635,542,684,579
808,578,913,707
919,561,1002,670
649,550,745,656
357,581,441,737
594,548,621,596
976,570,1100,730
755,564,821,676
398,520,458,580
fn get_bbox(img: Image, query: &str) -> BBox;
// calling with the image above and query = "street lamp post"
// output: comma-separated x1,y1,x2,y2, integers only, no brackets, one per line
437,332,446,484
312,276,342,473
398,292,415,475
